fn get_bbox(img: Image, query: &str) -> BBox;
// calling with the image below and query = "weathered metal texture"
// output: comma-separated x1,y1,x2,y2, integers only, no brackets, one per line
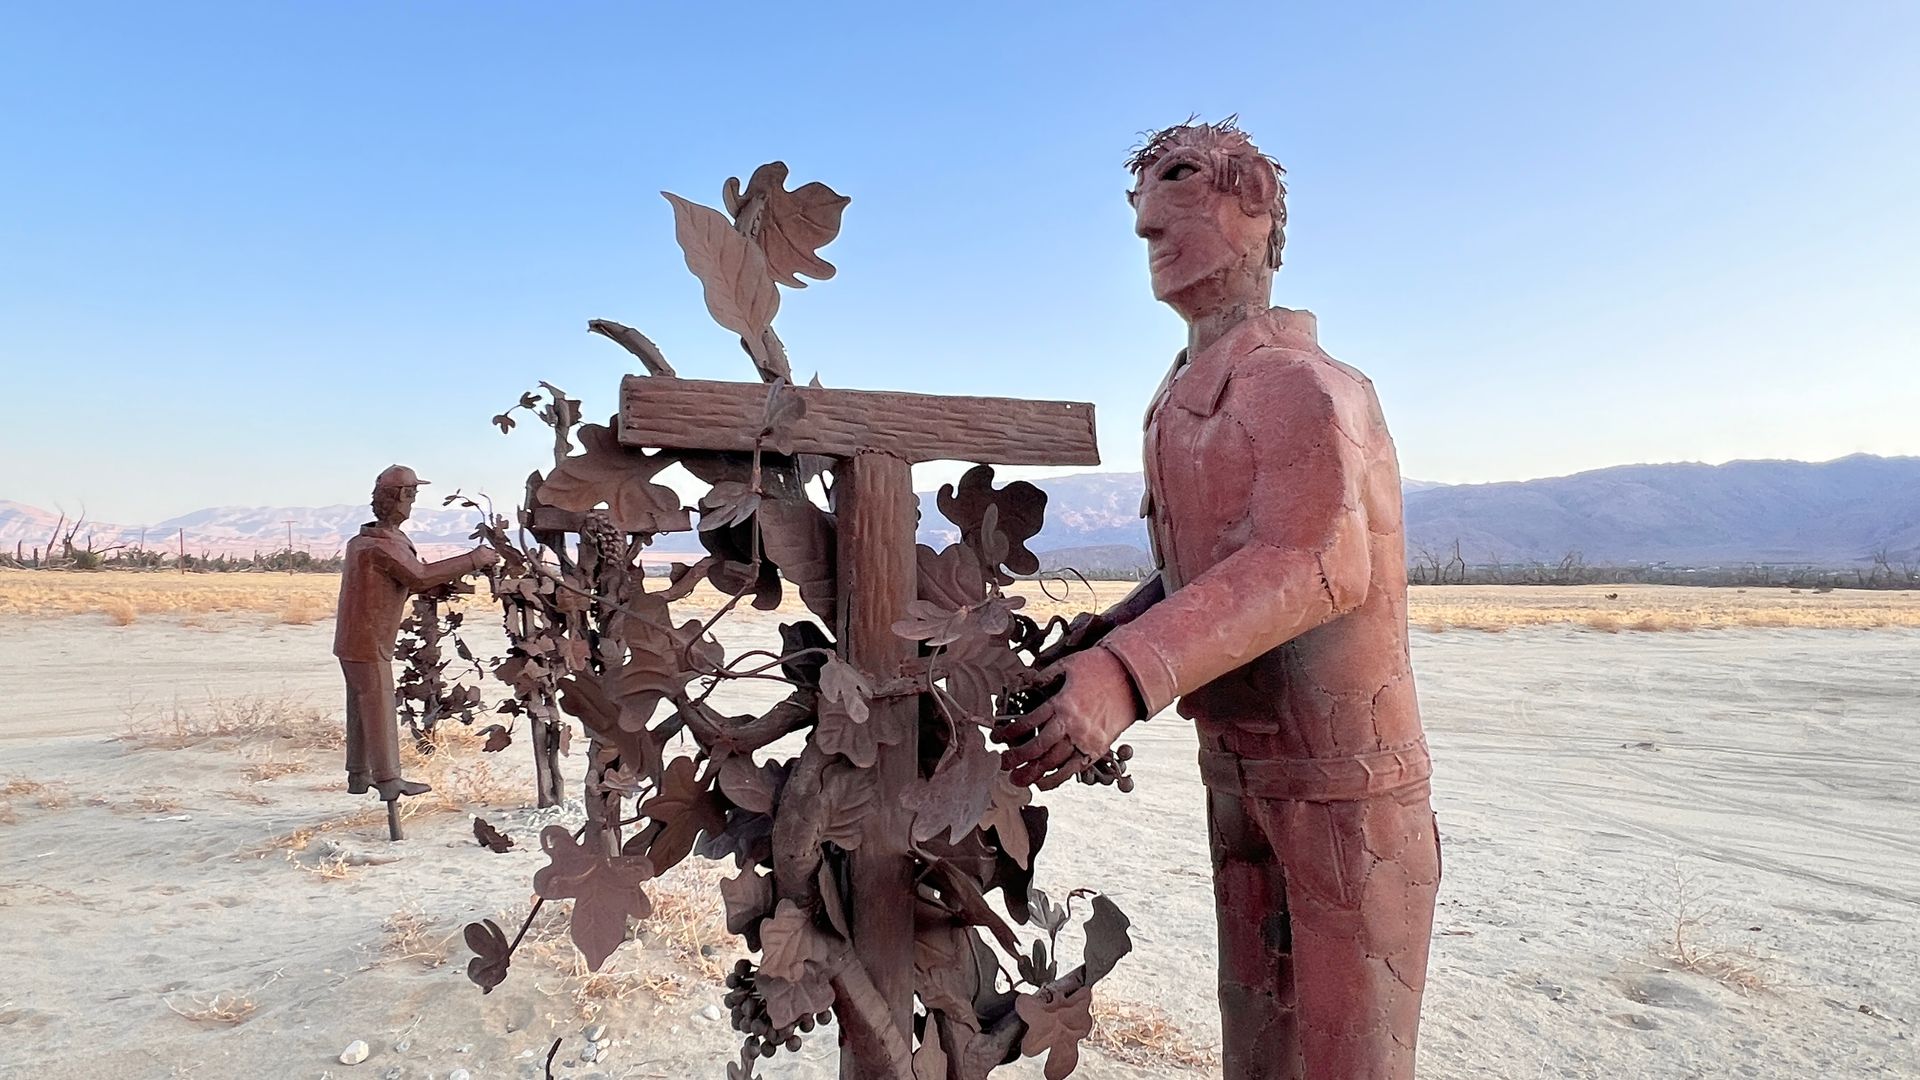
332,465,497,824
997,119,1439,1078
619,376,1098,466
459,162,1138,1080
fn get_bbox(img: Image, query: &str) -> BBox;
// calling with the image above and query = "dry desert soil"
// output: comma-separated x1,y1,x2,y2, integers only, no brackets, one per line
0,573,1916,1079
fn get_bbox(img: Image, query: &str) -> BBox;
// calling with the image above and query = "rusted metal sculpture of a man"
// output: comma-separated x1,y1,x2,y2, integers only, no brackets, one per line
334,465,498,809
1000,120,1440,1078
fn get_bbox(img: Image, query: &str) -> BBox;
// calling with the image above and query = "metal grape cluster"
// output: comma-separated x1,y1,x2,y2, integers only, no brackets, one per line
454,164,1134,1079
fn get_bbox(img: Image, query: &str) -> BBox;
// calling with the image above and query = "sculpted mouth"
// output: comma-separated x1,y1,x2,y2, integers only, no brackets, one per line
1150,249,1180,271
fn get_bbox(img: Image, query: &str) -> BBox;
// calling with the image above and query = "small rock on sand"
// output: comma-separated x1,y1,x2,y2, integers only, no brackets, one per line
339,1040,370,1065
446,1070,471,1080
699,1004,724,1022
584,1022,607,1042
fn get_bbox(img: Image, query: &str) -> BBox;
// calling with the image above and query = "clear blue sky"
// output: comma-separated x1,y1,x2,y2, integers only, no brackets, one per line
3,2,1916,523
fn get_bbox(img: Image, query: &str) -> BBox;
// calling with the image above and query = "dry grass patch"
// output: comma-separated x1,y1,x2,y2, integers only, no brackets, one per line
279,593,331,625
1,776,74,810
241,748,312,783
0,568,494,621
132,792,185,814
382,903,458,968
1089,997,1218,1071
163,989,259,1025
122,693,342,752
1412,584,1920,633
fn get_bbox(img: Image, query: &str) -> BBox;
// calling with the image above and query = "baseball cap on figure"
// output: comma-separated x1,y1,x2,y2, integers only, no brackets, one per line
374,464,430,490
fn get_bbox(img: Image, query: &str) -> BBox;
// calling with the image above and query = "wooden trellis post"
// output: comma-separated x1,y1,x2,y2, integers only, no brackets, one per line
619,374,1097,1079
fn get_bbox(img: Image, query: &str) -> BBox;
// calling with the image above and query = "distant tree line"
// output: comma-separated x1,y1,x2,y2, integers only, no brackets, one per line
1406,540,1920,590
2,514,345,573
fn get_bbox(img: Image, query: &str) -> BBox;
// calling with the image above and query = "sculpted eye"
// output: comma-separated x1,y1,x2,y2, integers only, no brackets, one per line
1160,162,1200,182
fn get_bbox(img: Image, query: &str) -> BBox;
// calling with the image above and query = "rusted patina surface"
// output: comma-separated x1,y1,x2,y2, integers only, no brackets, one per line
333,465,498,812
454,164,1137,1079
1000,119,1440,1078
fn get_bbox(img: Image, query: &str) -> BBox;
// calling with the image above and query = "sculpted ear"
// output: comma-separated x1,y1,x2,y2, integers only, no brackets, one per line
1235,162,1278,219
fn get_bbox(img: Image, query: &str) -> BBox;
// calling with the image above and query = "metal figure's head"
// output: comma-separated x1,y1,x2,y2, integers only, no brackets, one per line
1127,118,1286,318
371,464,428,526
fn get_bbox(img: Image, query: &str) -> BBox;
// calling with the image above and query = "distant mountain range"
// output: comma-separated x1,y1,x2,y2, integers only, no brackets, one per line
7,454,1916,568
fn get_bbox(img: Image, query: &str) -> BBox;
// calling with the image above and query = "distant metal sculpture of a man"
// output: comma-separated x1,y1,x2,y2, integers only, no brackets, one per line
1000,120,1441,1078
334,465,497,804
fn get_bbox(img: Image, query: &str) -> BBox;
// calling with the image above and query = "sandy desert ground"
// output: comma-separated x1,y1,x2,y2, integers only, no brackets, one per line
1,573,1917,1079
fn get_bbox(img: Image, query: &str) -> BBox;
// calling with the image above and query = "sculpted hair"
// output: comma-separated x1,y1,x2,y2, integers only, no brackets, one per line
371,485,408,523
1127,116,1288,268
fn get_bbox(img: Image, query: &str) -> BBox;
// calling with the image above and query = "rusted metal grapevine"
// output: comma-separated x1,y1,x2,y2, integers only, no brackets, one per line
457,163,1134,1080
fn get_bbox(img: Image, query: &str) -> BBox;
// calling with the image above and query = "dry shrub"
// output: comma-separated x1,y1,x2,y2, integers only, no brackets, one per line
643,861,735,982
400,729,524,811
3,777,74,810
133,792,185,814
122,693,341,751
382,903,457,968
1583,613,1622,633
1089,998,1218,1071
163,990,258,1025
241,749,312,783
290,848,356,881
279,594,331,625
1656,858,1769,994
103,597,137,625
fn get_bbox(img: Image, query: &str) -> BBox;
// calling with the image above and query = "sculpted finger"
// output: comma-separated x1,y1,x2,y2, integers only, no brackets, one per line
1001,719,1060,770
1009,736,1080,787
992,700,1055,746
1033,754,1089,791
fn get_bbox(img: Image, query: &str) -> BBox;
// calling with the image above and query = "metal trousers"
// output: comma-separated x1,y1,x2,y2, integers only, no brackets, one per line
339,658,400,786
1209,779,1441,1079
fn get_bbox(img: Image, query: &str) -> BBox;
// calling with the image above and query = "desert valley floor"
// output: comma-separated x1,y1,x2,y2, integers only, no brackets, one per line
1,575,1916,1079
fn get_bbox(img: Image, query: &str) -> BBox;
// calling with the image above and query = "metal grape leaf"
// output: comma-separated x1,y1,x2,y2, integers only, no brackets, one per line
937,465,1047,578
937,629,1033,719
614,617,722,731
638,756,727,873
1015,987,1094,1080
816,656,900,768
921,855,1021,956
758,898,832,980
720,868,774,936
717,753,787,815
818,859,851,939
893,600,974,647
1081,893,1133,986
723,162,850,287
539,423,691,534
759,377,808,454
995,806,1049,925
556,673,664,778
758,964,836,1030
818,657,871,725
916,543,988,610
1026,887,1070,937
530,825,656,971
777,619,833,688
473,816,515,852
698,481,762,533
463,918,511,993
820,760,878,849
663,191,780,340
478,724,512,753
758,499,836,621
902,725,1000,845
978,773,1033,869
